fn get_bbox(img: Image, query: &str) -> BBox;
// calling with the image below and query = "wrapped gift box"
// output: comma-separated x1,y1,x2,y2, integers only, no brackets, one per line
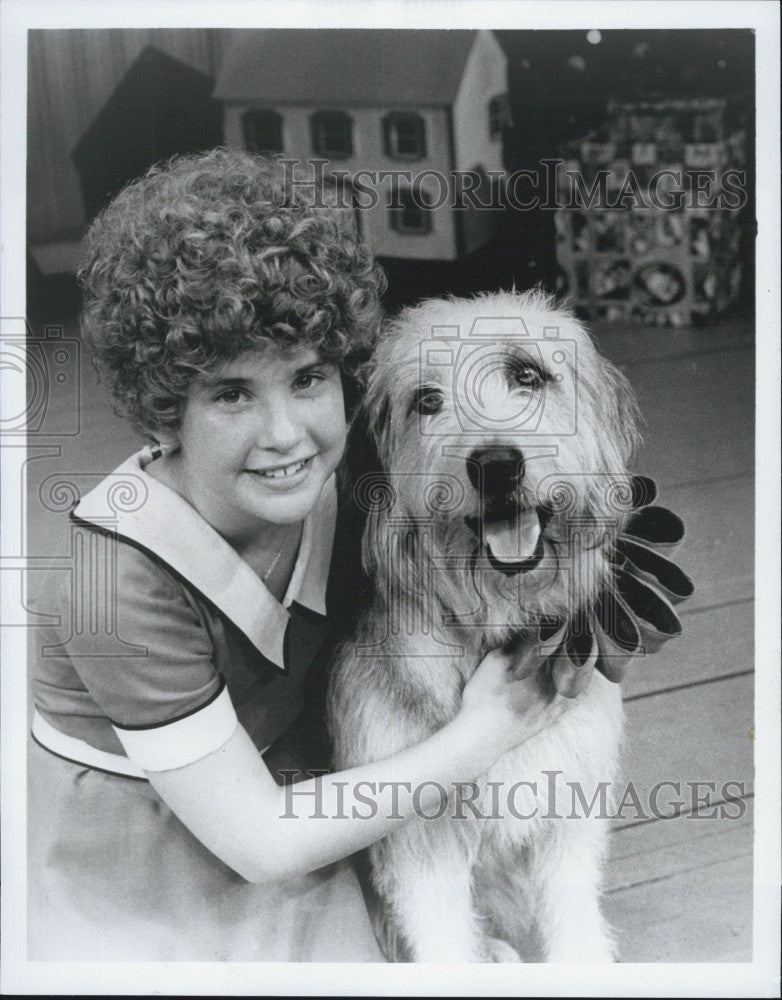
555,98,747,326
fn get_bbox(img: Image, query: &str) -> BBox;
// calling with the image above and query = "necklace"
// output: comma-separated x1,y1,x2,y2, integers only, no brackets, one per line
261,544,285,582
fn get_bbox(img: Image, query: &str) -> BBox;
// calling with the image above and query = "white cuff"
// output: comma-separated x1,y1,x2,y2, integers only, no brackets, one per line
112,685,238,772
32,711,147,779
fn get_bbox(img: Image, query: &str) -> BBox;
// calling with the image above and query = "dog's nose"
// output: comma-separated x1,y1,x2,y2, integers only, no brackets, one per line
466,446,525,492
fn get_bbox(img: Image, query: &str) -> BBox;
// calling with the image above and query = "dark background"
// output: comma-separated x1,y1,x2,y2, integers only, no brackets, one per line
27,28,755,323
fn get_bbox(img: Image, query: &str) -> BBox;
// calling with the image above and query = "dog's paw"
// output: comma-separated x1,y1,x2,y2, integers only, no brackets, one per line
483,936,522,963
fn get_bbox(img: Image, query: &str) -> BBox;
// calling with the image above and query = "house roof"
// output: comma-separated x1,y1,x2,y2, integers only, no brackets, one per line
214,29,479,107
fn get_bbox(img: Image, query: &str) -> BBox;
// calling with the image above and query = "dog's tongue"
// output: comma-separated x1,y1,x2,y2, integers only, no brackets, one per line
485,509,541,562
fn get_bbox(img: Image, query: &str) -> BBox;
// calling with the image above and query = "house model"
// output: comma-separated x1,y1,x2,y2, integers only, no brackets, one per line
214,29,509,261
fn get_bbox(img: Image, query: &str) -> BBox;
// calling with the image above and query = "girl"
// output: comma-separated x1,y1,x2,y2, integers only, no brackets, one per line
28,149,573,961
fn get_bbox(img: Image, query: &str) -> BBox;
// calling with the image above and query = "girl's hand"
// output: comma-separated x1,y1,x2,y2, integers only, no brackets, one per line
459,645,573,757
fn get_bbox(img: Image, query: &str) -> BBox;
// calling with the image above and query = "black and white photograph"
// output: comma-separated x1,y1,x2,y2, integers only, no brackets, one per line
1,1,779,995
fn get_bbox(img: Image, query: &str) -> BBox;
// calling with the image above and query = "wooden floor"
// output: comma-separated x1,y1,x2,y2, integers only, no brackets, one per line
23,305,755,963
592,313,755,962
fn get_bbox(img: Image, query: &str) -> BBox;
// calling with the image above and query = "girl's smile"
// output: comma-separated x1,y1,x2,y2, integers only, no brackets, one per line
250,456,313,480
149,343,347,544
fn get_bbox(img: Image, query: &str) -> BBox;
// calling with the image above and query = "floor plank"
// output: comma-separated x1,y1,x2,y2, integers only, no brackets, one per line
607,796,753,893
605,852,753,962
621,600,754,699
628,348,754,488
593,315,754,492
653,475,754,612
592,314,754,368
617,674,755,824
24,327,143,565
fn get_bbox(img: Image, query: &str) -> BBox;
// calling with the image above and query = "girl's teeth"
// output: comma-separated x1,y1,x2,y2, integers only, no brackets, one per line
260,460,305,479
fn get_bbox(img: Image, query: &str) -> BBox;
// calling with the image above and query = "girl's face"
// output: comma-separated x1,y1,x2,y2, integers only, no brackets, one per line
162,344,347,542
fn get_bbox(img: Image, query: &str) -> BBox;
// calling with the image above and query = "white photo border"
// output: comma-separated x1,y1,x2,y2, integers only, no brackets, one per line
2,1,779,995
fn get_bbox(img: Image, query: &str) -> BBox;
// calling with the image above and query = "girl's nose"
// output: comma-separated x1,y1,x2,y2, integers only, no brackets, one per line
259,401,302,452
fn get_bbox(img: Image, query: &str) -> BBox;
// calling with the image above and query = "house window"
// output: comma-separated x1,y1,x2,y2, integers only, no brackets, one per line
311,111,353,158
242,110,283,153
389,186,432,236
488,94,511,140
383,112,426,160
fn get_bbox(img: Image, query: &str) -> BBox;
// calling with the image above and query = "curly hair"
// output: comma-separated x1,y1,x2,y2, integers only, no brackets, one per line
79,148,386,436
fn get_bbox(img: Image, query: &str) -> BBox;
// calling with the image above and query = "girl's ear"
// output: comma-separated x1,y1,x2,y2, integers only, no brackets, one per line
147,432,179,458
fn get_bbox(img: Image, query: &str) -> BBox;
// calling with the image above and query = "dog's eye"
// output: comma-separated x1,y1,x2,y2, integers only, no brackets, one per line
411,386,443,416
508,360,545,389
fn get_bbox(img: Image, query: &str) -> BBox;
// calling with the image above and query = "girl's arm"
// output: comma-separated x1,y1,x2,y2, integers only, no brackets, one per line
147,647,572,883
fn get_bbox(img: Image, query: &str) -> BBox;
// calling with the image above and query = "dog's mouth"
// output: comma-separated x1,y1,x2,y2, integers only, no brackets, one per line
465,496,553,576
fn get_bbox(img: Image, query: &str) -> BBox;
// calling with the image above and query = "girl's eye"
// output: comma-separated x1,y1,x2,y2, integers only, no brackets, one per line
216,388,247,405
293,370,325,390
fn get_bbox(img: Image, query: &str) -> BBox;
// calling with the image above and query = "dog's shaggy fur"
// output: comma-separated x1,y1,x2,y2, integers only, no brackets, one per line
328,290,641,962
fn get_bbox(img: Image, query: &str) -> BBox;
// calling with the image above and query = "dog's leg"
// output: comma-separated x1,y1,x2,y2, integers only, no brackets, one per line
395,864,483,963
483,937,523,963
371,825,487,962
530,819,616,963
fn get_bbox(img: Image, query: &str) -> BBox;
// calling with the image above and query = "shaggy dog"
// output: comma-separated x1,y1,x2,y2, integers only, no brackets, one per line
328,290,641,963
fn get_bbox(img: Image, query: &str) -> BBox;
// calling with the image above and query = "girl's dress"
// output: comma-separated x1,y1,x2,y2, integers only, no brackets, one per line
27,448,384,961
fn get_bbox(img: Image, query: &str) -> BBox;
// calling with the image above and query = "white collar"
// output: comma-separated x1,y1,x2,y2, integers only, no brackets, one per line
72,449,337,671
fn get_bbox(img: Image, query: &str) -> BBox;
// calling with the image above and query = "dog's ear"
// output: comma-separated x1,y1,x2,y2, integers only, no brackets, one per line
597,354,642,468
341,370,365,424
342,396,387,484
335,400,386,602
359,359,397,472
339,349,389,494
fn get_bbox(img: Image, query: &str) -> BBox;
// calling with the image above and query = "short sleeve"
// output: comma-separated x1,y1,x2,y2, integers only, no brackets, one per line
58,538,238,770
